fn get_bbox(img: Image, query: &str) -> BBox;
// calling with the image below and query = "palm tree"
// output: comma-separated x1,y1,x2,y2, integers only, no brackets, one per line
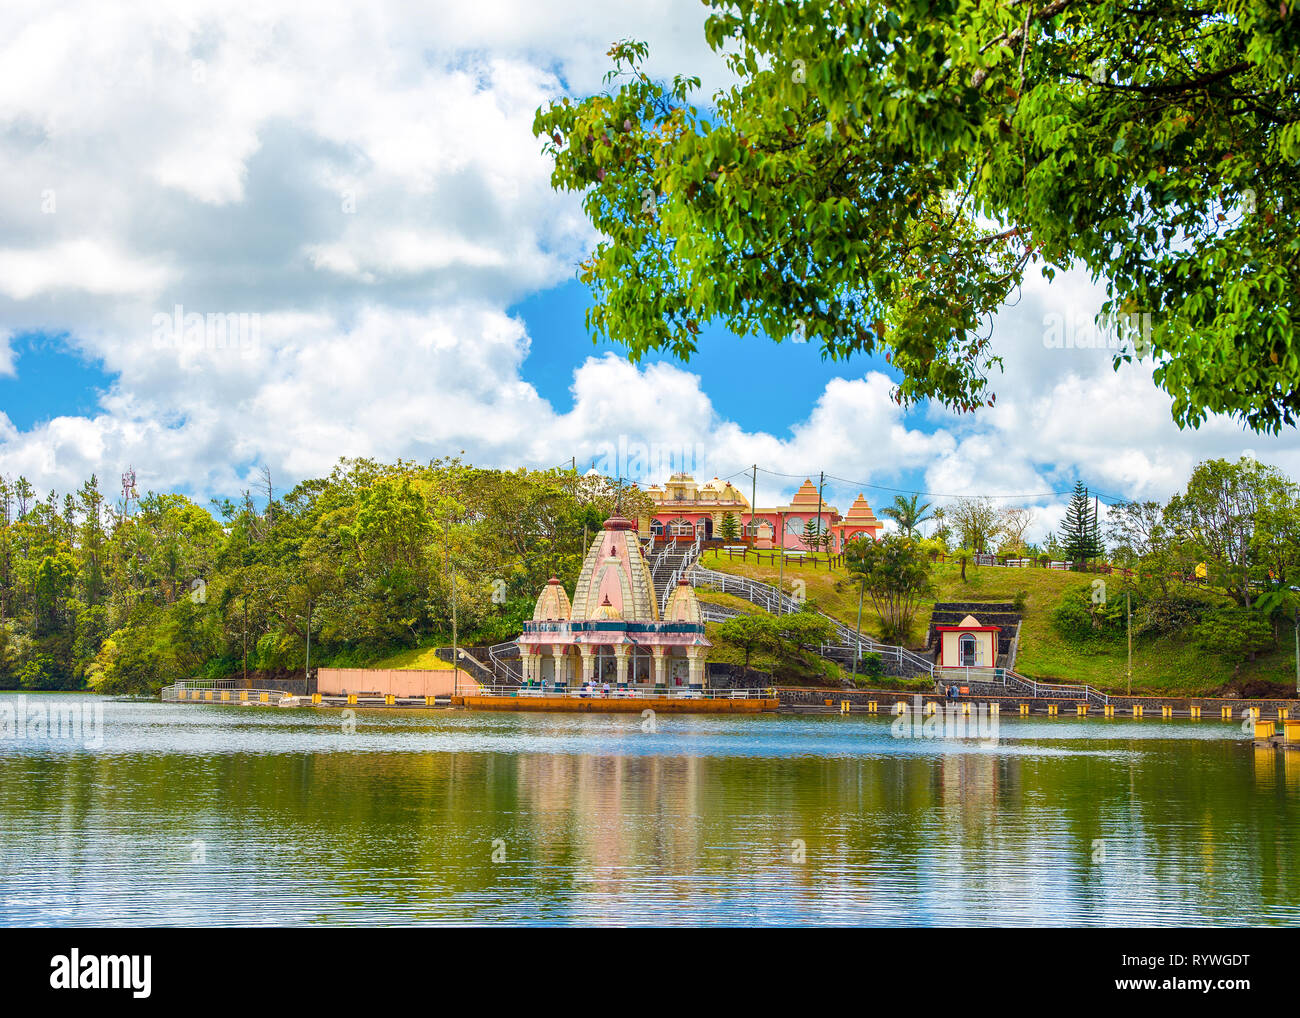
881,493,933,538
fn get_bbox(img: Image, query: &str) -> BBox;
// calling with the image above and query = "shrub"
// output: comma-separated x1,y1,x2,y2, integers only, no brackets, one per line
1193,608,1274,661
1132,590,1213,638
856,652,884,679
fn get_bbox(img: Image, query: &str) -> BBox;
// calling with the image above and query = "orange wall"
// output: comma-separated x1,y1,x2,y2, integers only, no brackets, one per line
316,667,469,697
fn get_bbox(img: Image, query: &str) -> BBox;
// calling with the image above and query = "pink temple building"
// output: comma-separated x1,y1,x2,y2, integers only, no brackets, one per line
517,515,711,692
638,473,882,552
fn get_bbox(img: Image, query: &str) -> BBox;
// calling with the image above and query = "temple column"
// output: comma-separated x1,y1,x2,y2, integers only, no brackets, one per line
578,647,593,687
614,645,629,688
688,649,705,690
551,646,567,687
652,647,667,689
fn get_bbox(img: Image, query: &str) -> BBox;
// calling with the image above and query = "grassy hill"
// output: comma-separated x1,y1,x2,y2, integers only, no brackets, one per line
698,550,1300,697
366,644,455,670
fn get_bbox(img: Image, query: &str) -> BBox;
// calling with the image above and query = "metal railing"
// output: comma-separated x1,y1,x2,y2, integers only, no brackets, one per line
936,667,1110,707
161,681,290,704
461,684,773,700
690,566,937,677
660,534,704,613
486,641,523,684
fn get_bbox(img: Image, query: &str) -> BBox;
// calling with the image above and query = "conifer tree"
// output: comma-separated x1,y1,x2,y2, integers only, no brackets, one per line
1062,482,1102,570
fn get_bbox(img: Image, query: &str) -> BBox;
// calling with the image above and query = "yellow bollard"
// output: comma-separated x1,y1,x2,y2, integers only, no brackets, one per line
867,701,878,713
1132,705,1143,717
259,692,270,703
1161,705,1173,718
221,690,230,702
840,700,851,714
1221,706,1233,720
1076,704,1087,716
1244,707,1260,720
1047,704,1058,716
1019,704,1030,716
1284,720,1300,744
204,691,213,701
1104,704,1115,717
385,694,396,706
1279,707,1289,720
425,695,436,707
989,703,1000,716
240,690,249,702
1255,721,1276,740
347,694,357,706
312,693,321,705
961,702,972,715
924,702,936,715
1190,705,1201,719
893,701,907,715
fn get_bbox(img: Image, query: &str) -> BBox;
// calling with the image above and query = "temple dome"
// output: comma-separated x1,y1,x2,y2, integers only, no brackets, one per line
532,577,572,621
663,576,703,624
569,517,660,621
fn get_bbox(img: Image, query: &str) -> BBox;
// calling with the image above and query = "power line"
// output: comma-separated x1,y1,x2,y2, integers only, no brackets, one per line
739,465,1128,505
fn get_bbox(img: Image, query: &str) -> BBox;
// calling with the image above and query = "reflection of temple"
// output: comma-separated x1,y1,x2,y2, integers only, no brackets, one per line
640,473,881,551
517,516,711,691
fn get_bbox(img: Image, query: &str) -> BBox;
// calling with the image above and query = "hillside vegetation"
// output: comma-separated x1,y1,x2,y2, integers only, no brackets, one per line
699,550,1299,697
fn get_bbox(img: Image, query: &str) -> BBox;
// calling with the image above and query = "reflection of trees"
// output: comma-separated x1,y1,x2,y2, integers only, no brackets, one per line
4,706,1299,924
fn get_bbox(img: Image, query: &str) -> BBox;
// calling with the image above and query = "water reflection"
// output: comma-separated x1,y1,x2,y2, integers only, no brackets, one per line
0,695,1296,926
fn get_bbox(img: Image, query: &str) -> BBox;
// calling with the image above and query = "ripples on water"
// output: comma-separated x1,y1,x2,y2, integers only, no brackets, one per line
0,694,1295,926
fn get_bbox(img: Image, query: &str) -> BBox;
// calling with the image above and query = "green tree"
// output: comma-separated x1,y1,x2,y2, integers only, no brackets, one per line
719,511,740,542
1061,482,1102,569
533,4,1300,431
880,494,932,538
844,534,933,642
714,613,775,671
1194,607,1274,663
947,497,1003,555
1165,456,1284,605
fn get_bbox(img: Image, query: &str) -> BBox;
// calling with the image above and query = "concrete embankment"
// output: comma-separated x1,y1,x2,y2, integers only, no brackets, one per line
779,686,1300,719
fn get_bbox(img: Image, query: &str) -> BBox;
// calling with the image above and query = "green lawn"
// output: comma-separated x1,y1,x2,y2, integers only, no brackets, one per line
366,645,455,670
698,550,1300,696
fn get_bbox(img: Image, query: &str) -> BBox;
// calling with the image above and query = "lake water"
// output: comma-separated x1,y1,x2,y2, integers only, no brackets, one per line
0,693,1296,926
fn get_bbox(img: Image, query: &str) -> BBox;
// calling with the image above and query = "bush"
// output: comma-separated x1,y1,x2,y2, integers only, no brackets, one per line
1193,608,1274,661
856,651,884,679
1050,587,1126,641
1132,590,1213,638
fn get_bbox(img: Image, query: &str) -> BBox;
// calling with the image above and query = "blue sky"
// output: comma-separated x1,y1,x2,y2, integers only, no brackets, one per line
0,0,1294,540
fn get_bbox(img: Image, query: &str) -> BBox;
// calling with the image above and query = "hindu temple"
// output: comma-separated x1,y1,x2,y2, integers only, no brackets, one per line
516,515,711,692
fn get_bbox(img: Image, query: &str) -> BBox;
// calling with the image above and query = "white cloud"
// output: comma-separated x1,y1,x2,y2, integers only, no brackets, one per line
0,0,1295,525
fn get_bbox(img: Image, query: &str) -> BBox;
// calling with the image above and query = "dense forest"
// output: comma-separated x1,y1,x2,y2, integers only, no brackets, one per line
0,458,651,694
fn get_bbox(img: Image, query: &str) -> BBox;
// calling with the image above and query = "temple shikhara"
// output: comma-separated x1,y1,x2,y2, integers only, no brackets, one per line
517,515,710,692
639,473,882,550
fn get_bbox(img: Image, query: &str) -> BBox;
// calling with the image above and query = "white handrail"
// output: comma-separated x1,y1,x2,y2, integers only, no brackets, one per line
690,566,935,677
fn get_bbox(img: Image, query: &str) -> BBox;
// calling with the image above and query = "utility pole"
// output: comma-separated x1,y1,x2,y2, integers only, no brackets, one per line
777,512,786,614
1294,607,1299,695
815,471,825,560
1093,493,1099,571
751,464,757,546
451,557,458,690
242,592,248,684
1126,589,1132,696
304,597,313,690
851,575,865,681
